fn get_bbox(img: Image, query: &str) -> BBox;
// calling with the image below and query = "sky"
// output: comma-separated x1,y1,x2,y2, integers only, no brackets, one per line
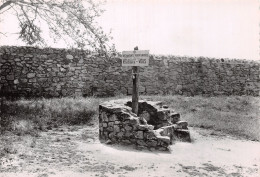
0,0,259,60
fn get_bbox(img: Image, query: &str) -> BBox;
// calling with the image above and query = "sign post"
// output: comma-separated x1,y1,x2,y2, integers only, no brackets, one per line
132,47,139,115
122,47,149,115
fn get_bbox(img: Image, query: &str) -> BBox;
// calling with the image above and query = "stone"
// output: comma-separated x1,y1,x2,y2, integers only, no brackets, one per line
108,132,115,139
108,114,117,121
136,145,146,150
66,54,73,60
170,113,180,123
14,79,19,84
114,125,120,132
114,121,121,125
129,118,139,125
145,131,157,140
162,105,169,109
108,122,114,127
6,75,14,81
146,140,157,147
107,127,114,132
137,140,147,146
157,109,171,120
136,131,144,139
139,111,150,122
103,132,108,138
27,73,36,78
105,140,113,144
124,131,132,137
174,129,191,142
125,125,133,131
121,140,131,144
136,124,154,131
29,78,37,83
157,136,171,144
176,121,188,129
38,78,48,82
101,112,108,122
117,132,124,138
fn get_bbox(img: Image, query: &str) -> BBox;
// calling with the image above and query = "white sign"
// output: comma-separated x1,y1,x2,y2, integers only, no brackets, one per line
122,50,149,66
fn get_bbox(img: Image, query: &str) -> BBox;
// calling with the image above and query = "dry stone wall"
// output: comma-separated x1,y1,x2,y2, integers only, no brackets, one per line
99,99,191,151
0,46,259,98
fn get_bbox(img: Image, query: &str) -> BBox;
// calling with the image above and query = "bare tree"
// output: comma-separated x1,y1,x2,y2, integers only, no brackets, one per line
0,0,112,53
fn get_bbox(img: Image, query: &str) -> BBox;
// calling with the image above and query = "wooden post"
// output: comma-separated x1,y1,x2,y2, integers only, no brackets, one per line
132,47,139,115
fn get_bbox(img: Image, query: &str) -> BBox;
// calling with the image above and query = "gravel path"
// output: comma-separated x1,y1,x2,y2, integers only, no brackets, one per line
0,125,259,177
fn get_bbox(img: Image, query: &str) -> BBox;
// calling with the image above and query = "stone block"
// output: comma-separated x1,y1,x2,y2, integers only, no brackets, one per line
136,124,154,131
174,129,191,142
170,112,180,123
157,136,170,144
108,132,115,139
101,112,108,122
125,125,133,131
176,121,188,129
117,132,124,138
139,111,150,122
146,140,157,147
145,131,157,140
14,79,19,84
114,121,121,124
66,54,73,60
107,127,114,132
121,140,131,144
108,114,117,121
108,122,114,127
137,140,147,146
114,125,120,132
136,131,144,139
157,109,171,120
124,131,132,138
27,73,36,78
129,118,139,125
6,75,14,81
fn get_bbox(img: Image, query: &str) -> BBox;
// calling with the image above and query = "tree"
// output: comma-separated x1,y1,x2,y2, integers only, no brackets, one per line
0,0,112,53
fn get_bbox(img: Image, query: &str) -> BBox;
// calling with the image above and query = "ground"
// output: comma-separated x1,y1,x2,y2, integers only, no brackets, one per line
0,123,259,177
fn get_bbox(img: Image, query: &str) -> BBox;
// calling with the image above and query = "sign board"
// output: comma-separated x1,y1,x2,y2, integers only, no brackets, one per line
122,50,149,66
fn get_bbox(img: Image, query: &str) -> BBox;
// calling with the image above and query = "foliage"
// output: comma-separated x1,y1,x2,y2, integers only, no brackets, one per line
0,0,113,54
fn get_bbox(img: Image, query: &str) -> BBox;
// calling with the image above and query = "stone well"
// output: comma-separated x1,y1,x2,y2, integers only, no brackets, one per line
99,99,191,151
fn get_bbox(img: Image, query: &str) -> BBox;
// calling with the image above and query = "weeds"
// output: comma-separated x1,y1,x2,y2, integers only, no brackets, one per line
141,95,260,141
0,97,99,136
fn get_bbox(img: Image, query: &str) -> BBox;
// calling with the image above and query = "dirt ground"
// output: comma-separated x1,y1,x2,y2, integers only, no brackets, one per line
0,124,259,177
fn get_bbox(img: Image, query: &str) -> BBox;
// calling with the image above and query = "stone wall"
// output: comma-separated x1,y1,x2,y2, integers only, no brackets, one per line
99,99,191,151
0,46,259,98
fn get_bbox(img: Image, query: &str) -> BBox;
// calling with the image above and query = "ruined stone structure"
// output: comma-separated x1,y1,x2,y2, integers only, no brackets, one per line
0,46,259,98
99,99,190,150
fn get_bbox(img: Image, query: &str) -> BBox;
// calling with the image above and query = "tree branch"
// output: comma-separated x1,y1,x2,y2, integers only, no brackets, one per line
0,0,14,12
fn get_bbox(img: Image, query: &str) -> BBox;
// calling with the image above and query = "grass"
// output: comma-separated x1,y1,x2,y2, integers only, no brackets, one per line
0,97,99,136
140,95,260,141
0,95,259,141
